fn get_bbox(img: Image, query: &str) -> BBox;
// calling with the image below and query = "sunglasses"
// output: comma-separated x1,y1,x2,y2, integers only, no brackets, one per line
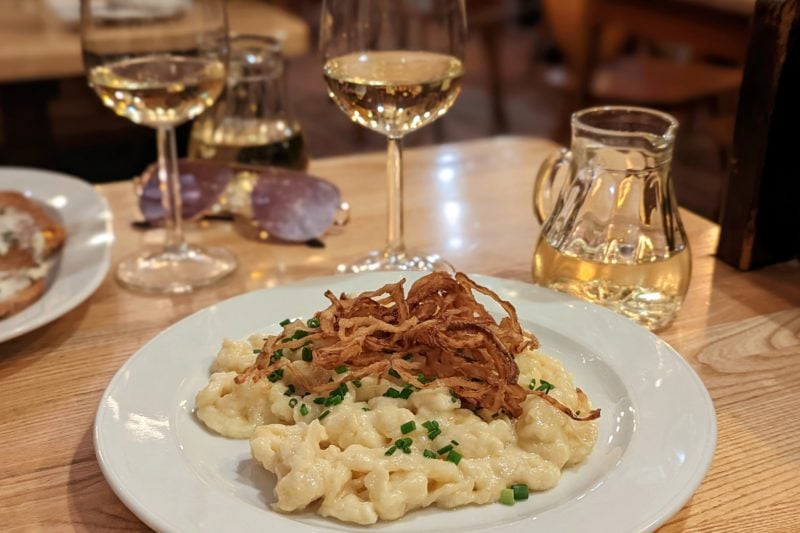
135,160,349,243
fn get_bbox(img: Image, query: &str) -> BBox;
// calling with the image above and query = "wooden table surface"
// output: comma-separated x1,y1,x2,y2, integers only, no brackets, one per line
1,137,799,531
0,0,310,83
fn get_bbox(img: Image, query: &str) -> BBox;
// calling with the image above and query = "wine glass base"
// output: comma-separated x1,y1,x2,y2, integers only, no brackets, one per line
116,244,237,294
337,250,454,274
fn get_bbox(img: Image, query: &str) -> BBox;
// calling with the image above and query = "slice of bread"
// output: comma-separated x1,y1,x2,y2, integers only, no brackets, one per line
0,191,66,260
0,191,67,318
0,278,45,319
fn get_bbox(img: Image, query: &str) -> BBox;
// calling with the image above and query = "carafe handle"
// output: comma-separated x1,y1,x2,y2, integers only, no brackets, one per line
533,148,572,224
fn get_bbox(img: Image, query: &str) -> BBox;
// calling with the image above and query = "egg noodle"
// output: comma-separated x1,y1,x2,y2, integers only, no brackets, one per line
196,272,599,524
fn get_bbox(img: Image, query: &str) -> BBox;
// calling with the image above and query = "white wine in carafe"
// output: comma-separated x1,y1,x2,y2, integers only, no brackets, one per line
189,117,308,170
533,239,691,330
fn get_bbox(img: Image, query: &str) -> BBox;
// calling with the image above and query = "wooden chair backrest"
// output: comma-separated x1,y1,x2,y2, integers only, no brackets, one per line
587,0,751,63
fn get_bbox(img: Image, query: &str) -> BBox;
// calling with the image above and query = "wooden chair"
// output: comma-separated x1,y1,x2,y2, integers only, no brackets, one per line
465,0,513,134
541,0,750,140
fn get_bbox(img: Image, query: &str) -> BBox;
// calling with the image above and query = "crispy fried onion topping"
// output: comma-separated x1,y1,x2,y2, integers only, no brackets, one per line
237,272,600,420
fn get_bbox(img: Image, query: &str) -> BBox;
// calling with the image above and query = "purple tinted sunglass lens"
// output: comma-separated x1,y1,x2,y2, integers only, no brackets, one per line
139,161,343,242
139,160,233,222
250,169,341,243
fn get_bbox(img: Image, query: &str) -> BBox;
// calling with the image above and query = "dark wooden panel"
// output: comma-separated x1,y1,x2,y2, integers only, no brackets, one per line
718,0,800,269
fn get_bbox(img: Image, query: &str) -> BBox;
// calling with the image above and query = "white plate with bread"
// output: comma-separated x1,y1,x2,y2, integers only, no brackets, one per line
0,168,113,344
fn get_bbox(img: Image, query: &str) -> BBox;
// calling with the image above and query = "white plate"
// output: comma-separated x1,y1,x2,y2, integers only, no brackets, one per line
95,272,716,532
0,168,113,343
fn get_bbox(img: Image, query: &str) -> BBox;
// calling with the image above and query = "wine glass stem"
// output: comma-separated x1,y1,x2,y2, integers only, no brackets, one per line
386,136,405,256
156,126,184,251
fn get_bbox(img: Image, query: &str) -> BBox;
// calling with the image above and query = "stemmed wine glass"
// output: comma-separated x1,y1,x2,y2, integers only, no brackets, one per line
81,0,236,293
320,0,467,272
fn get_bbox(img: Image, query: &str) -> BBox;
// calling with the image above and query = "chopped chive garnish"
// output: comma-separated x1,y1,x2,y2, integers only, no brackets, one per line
437,444,453,455
335,365,348,374
253,349,261,354
384,388,401,398
576,410,581,416
450,439,459,446
536,379,554,394
301,345,313,362
279,318,291,327
395,437,412,449
450,392,458,403
402,354,412,361
398,386,413,399
318,410,330,420
511,483,529,501
362,407,371,411
388,368,401,379
292,330,310,340
400,421,416,434
446,449,462,465
270,349,284,363
281,337,293,343
313,397,326,405
385,446,397,456
299,404,309,416
422,421,441,440
417,374,427,384
267,369,284,382
306,317,320,328
528,378,536,390
352,380,362,388
423,449,437,459
402,447,411,454
499,488,515,506
324,395,343,406
283,384,295,396
288,398,298,408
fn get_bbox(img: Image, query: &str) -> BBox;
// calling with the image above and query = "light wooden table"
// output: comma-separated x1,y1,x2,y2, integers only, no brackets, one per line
0,0,310,83
1,137,798,531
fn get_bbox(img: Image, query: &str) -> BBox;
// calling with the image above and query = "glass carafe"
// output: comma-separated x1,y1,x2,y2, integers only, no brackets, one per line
532,106,691,330
189,35,308,214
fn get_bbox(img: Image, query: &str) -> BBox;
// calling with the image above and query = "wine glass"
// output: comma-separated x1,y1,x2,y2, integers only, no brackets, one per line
81,0,236,293
320,0,467,272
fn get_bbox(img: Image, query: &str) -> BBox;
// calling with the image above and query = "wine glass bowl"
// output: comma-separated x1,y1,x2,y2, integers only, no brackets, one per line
323,50,464,138
81,0,236,293
320,0,467,273
88,55,226,127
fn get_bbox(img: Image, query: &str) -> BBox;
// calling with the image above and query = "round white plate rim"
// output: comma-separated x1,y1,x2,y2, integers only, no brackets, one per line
95,271,716,532
0,167,113,343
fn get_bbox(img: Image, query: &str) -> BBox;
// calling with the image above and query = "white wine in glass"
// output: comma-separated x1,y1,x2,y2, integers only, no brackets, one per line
321,0,467,272
89,55,226,126
82,0,236,293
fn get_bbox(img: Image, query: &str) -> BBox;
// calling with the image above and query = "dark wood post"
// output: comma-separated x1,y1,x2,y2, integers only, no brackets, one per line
717,0,800,269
